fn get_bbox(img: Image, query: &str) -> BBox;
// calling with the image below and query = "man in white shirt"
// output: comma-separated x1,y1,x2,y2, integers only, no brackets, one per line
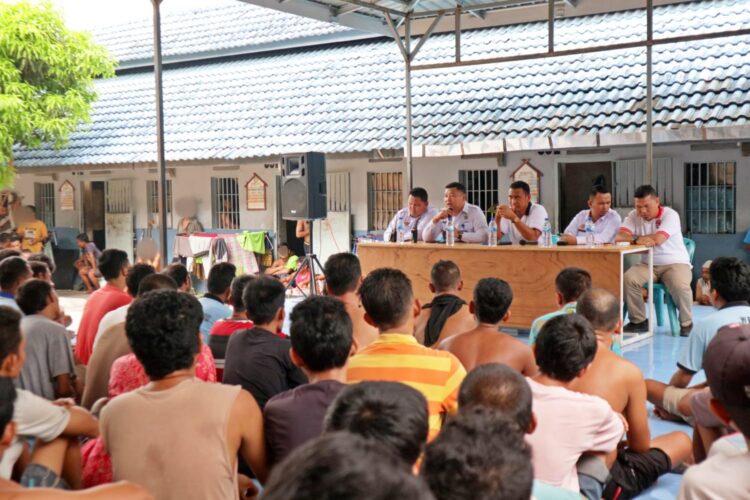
616,185,693,336
382,187,438,242
678,323,750,500
560,185,621,245
495,181,548,245
423,182,489,244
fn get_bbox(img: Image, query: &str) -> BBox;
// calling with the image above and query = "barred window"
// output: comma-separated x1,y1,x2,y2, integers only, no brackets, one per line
613,158,674,207
34,183,55,228
459,169,498,219
685,162,735,234
367,172,402,231
211,177,240,229
146,180,172,214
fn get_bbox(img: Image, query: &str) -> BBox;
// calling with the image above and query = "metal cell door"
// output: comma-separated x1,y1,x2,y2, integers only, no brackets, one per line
105,179,134,262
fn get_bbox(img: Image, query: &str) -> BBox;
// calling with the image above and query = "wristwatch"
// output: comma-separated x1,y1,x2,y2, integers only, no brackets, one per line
512,217,520,224
631,235,639,244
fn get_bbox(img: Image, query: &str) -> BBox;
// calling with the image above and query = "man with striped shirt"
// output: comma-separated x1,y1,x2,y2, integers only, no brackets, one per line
347,268,466,440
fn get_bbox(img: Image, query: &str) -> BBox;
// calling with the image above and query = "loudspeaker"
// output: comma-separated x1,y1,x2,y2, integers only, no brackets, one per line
281,152,327,220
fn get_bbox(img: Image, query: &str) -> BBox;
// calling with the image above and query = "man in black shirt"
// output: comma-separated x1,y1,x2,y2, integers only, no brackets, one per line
222,276,307,408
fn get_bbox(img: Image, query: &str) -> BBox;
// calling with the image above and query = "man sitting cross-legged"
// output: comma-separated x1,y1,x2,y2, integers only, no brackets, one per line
347,268,466,441
570,288,692,499
100,290,268,498
264,296,353,468
438,277,536,375
414,260,475,348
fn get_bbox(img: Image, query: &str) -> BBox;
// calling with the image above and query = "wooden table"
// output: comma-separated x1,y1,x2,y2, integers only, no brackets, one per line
357,242,654,346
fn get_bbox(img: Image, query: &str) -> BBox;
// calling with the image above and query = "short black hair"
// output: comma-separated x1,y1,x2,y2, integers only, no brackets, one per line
409,187,429,203
535,314,597,382
163,263,189,289
0,377,17,433
125,290,203,380
509,181,531,195
473,278,512,324
634,184,658,199
137,274,178,296
125,263,155,297
230,275,256,312
29,261,50,279
0,234,10,244
263,432,434,500
206,262,236,295
555,267,592,303
0,257,30,290
243,276,285,324
325,381,428,466
27,253,55,273
710,257,750,303
589,185,611,198
577,288,620,332
430,260,461,293
358,268,413,330
324,253,361,296
458,363,532,432
445,182,466,194
16,279,54,316
421,406,533,500
8,234,20,243
290,296,352,372
0,249,21,262
0,306,22,363
98,249,129,281
76,233,90,243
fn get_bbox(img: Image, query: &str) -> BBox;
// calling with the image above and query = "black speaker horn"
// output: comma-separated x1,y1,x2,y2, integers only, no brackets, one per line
281,152,327,221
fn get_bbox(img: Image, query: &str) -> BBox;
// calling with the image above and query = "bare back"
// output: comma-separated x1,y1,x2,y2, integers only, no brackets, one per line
438,327,537,375
344,301,379,350
414,306,475,346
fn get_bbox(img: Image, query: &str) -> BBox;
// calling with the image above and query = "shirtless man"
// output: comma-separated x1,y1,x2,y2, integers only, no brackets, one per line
439,277,536,375
323,252,375,349
570,288,692,499
414,260,475,347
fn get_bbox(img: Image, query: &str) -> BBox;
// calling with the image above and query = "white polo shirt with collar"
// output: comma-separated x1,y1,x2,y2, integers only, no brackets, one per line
499,202,549,245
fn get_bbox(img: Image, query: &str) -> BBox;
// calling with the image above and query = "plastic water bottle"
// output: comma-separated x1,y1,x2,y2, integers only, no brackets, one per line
541,218,552,248
396,217,405,244
488,219,498,246
445,216,455,247
585,217,595,248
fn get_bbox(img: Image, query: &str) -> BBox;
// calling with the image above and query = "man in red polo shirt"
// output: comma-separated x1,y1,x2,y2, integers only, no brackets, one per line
75,249,132,364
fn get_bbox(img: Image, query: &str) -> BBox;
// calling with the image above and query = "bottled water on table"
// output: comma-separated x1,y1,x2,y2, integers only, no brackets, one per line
540,218,552,247
584,217,596,248
396,218,405,244
445,216,455,246
488,219,498,246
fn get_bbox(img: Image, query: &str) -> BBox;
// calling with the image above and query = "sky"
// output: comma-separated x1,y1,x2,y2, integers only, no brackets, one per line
45,0,213,30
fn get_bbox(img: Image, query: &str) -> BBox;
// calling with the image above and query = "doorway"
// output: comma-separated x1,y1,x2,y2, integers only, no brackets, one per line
81,181,106,250
558,162,612,230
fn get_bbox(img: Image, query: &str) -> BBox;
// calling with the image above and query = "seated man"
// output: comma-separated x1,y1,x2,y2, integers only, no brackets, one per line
347,268,466,441
16,280,78,401
82,274,178,409
74,233,101,294
421,406,533,500
414,260,475,348
264,296,352,467
208,274,255,361
0,256,32,312
678,323,750,499
646,257,750,423
560,185,621,245
495,180,548,244
323,252,378,349
325,381,428,470
223,276,307,408
526,314,624,492
570,289,691,499
101,290,268,496
162,263,191,292
197,262,235,343
439,278,536,375
383,187,438,242
528,267,593,349
0,307,99,489
694,260,713,306
616,184,693,336
422,182,488,244
262,432,432,500
264,244,298,278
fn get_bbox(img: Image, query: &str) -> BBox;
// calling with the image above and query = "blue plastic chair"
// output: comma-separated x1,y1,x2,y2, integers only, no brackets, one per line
644,237,696,336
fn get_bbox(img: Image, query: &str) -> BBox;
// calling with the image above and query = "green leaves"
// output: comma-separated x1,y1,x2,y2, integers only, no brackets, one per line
0,0,116,186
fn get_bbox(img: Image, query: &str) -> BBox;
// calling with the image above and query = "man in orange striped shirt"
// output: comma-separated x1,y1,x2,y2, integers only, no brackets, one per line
347,268,466,440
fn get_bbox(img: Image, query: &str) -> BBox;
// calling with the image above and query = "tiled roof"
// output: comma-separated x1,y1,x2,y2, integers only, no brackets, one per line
14,0,750,167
